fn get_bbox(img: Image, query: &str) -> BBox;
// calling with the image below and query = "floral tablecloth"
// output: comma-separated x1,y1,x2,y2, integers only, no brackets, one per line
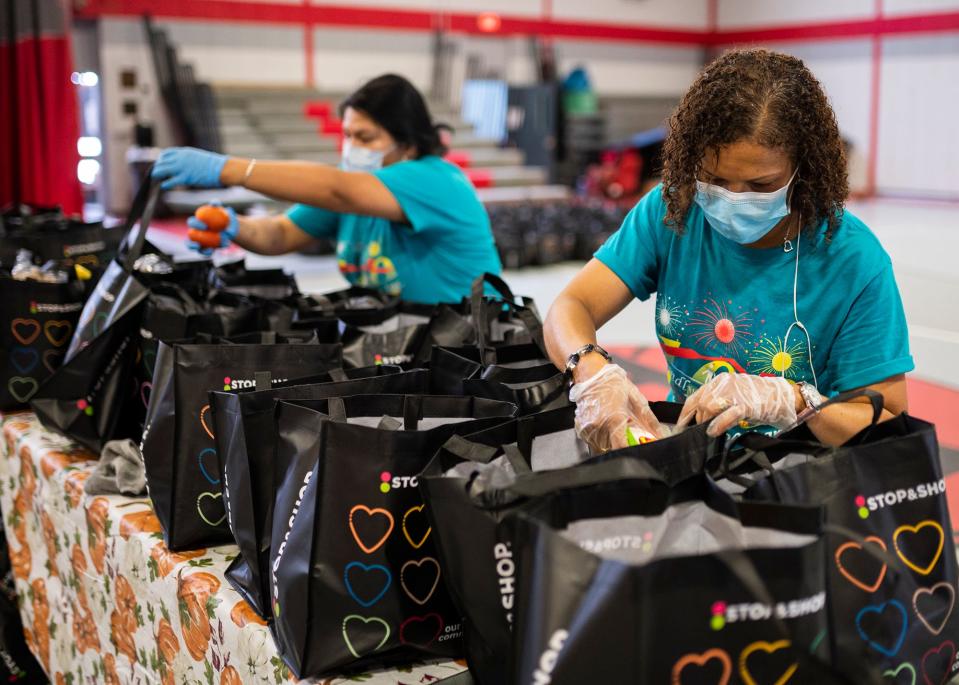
0,412,467,685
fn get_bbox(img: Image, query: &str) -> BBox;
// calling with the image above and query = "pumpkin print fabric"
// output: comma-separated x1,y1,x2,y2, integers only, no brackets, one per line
0,411,467,683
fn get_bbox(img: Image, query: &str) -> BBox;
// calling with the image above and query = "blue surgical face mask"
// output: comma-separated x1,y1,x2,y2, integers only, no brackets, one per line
694,167,798,244
341,142,391,173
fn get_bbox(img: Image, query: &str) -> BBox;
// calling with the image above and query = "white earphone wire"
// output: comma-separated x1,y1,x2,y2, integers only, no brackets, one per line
782,220,819,388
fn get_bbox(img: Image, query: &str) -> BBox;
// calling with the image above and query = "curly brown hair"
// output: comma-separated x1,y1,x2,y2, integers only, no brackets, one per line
661,48,848,239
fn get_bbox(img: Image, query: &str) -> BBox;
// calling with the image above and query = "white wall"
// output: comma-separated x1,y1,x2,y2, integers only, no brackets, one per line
716,0,959,199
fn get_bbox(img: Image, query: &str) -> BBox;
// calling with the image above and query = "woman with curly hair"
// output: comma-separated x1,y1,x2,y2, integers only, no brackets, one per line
545,48,912,449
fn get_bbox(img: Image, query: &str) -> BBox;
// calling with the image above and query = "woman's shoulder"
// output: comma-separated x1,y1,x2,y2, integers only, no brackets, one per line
814,208,891,276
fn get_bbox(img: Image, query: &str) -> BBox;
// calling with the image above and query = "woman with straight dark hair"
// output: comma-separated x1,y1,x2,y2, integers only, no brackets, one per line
151,74,501,304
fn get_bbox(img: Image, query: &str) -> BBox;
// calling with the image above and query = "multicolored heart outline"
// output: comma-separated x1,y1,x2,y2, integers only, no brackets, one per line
400,557,441,606
398,613,443,648
921,640,956,685
402,504,432,549
835,536,888,593
342,615,390,658
199,404,215,440
856,599,908,657
913,582,956,636
196,491,226,527
197,448,220,485
10,347,39,375
42,350,64,374
671,648,732,685
11,319,40,345
7,377,39,403
344,562,393,608
140,381,152,409
349,505,395,554
893,520,944,576
738,640,796,685
43,320,72,347
882,662,916,685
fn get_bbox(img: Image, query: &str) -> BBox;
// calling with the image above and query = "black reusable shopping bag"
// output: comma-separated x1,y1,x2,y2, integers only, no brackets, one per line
0,273,86,410
419,401,707,685
209,366,431,619
269,394,516,678
510,473,847,685
211,258,299,300
141,335,342,550
30,181,166,452
730,392,959,684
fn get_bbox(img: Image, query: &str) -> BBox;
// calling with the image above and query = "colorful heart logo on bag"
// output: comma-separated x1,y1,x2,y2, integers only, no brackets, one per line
199,405,215,440
835,536,888,593
342,615,391,658
738,640,796,685
42,350,64,374
11,319,40,345
882,662,916,685
671,648,732,685
402,504,432,549
894,521,944,576
140,381,152,409
921,640,956,685
197,448,220,485
196,491,226,527
914,582,956,636
7,377,39,403
400,557,441,605
399,613,443,648
344,562,393,608
43,320,72,347
10,347,39,375
349,505,395,554
855,599,908,657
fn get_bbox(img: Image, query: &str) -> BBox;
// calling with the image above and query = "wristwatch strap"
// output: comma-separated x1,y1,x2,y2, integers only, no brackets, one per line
565,343,611,372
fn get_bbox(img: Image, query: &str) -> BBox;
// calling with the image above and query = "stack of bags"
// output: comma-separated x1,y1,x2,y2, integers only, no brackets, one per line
20,178,958,684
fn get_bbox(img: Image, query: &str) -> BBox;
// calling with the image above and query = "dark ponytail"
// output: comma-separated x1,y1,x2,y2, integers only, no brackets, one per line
339,74,450,158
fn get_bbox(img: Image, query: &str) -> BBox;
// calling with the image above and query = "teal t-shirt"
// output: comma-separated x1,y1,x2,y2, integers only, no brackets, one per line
596,184,914,408
285,156,501,304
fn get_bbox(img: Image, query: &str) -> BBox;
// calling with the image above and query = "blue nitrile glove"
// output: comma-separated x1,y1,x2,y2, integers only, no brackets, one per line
151,147,228,189
186,201,239,256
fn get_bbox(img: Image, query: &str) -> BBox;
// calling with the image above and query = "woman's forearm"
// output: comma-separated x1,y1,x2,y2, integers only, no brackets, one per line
222,158,343,208
232,215,295,256
544,294,609,383
805,399,894,446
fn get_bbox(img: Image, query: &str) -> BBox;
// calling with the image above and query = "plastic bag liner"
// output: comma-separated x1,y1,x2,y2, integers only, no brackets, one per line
209,366,430,619
141,336,342,550
510,473,851,684
268,394,517,678
418,401,703,685
727,390,959,684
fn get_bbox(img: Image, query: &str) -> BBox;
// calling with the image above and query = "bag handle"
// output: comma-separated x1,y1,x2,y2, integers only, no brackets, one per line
119,176,162,272
470,272,516,303
494,456,667,499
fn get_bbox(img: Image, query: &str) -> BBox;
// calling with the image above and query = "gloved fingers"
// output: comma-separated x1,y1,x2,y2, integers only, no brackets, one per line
185,241,214,256
676,387,704,429
706,405,747,438
160,174,185,190
223,207,239,239
187,216,209,231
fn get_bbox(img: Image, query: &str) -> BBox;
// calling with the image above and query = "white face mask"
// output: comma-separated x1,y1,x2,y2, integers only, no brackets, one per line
341,141,392,173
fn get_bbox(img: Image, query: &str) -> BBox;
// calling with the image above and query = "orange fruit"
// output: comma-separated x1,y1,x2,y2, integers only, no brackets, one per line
195,204,230,232
187,228,223,249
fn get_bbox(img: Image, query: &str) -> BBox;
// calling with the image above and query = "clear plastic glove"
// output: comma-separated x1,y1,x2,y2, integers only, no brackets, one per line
186,202,238,256
569,363,666,453
151,147,228,189
677,373,798,437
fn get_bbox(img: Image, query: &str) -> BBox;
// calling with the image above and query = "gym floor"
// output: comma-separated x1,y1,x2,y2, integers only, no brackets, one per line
149,193,959,526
